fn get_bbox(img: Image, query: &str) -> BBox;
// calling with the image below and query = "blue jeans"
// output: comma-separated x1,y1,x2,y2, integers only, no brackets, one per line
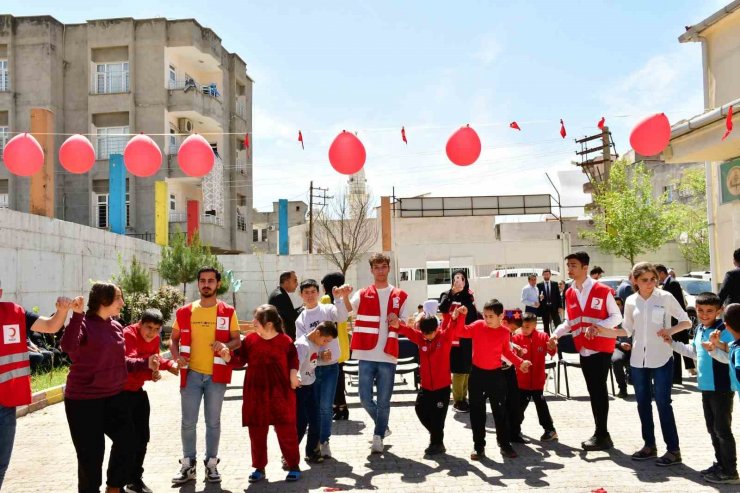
358,361,396,437
631,358,679,452
314,364,339,443
295,384,320,456
180,370,227,460
0,405,16,490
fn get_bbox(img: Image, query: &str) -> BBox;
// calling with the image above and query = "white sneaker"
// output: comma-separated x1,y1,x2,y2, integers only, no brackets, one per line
371,435,384,454
172,457,196,484
204,457,221,483
320,441,332,458
384,427,392,438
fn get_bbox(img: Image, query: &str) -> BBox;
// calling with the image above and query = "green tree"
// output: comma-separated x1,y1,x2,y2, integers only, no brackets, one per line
113,254,151,295
672,167,710,267
581,159,678,266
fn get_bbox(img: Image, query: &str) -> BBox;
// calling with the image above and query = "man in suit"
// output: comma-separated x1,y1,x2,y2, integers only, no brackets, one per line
537,268,561,335
719,248,740,306
268,270,300,340
656,264,694,383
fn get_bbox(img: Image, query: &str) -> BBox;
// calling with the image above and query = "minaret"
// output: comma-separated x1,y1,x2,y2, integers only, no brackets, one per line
347,169,368,218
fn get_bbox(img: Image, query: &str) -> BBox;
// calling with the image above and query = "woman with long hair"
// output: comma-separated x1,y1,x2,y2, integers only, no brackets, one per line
438,270,478,412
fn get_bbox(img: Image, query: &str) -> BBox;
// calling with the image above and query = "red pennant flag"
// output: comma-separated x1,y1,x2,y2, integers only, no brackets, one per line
244,133,250,149
723,105,733,141
510,121,521,131
598,117,606,130
298,130,304,150
401,126,407,144
560,119,567,139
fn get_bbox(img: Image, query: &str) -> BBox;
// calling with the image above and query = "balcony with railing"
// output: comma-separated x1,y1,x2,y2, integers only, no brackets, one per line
168,78,223,123
168,209,230,251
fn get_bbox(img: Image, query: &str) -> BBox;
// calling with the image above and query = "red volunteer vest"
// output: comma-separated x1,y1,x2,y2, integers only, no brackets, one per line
0,302,32,407
565,282,615,353
351,285,408,358
176,301,236,388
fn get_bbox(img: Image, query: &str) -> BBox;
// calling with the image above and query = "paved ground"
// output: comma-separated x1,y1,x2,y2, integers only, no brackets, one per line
6,365,740,492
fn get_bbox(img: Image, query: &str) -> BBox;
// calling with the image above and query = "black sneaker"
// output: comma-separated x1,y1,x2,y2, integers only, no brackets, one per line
617,389,628,398
700,462,721,476
459,400,470,412
500,445,518,459
581,434,613,451
510,434,528,444
306,453,325,464
425,443,446,455
123,481,152,493
204,457,222,483
704,470,740,484
540,430,558,441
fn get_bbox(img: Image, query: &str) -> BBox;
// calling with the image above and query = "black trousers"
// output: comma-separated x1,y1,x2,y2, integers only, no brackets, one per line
703,391,737,475
415,387,451,445
64,392,135,493
611,348,631,391
540,306,561,335
334,363,347,407
520,390,555,432
503,367,522,438
580,352,612,438
469,366,510,451
124,389,151,481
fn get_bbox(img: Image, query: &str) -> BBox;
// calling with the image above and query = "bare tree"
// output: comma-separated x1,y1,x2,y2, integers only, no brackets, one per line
313,188,378,276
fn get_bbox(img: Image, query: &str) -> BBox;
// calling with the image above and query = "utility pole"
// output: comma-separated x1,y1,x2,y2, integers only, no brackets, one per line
308,181,330,253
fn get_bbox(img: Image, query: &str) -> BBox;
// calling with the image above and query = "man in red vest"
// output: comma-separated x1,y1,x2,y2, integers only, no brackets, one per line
0,282,72,490
549,252,622,451
341,253,408,454
170,267,240,485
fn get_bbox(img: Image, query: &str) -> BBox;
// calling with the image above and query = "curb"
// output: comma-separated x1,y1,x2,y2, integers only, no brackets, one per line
16,384,65,418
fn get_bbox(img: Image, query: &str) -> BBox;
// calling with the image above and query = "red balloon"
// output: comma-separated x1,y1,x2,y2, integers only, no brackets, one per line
446,125,481,166
3,133,44,177
629,113,671,156
177,134,214,177
59,134,95,174
123,134,162,177
328,131,366,175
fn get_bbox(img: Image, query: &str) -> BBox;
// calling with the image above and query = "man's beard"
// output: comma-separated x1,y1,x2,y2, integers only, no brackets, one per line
200,289,216,298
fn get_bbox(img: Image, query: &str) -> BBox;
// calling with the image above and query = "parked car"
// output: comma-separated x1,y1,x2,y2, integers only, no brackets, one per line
675,277,713,329
597,276,627,294
683,271,712,281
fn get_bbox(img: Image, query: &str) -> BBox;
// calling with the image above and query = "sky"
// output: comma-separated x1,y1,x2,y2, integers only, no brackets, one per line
2,0,725,214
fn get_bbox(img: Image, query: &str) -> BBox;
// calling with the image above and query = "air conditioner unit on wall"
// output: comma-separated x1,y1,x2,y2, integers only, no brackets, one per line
178,118,194,133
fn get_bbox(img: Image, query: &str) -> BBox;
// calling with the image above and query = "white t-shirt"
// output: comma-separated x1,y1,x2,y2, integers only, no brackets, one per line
295,335,319,385
295,302,347,365
350,285,408,364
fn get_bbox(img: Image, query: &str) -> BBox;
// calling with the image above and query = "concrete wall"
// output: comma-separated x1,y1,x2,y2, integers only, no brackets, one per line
705,11,740,109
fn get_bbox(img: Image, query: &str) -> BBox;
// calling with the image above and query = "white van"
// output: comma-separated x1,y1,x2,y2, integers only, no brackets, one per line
489,267,561,278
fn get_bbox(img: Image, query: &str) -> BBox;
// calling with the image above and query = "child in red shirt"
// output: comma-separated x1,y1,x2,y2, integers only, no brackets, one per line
395,300,461,455
456,299,532,460
512,312,558,442
123,309,178,493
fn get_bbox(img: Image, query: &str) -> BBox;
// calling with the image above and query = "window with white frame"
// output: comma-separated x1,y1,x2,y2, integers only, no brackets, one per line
0,60,7,91
96,126,129,159
168,65,177,89
0,126,8,157
94,192,130,228
95,62,129,94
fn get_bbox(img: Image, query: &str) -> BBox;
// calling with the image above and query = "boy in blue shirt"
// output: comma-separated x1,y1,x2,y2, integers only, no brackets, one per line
670,293,738,485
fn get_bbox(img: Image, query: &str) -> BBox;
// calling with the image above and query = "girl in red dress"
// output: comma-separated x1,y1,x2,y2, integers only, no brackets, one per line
226,304,301,483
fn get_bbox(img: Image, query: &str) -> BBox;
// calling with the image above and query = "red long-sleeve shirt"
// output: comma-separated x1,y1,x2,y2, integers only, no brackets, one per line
397,316,456,391
123,324,175,392
512,330,556,390
457,318,524,370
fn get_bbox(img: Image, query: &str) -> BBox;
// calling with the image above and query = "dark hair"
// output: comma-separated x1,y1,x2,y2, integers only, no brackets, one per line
255,304,284,333
734,248,740,264
522,312,538,323
614,297,624,305
543,268,551,274
368,253,391,267
86,282,120,315
197,267,221,282
654,264,668,275
695,292,722,309
483,299,504,316
279,271,295,285
565,251,590,266
439,270,474,313
417,304,423,310
315,321,338,338
140,308,164,326
300,279,320,293
321,272,345,302
725,303,740,331
527,274,537,281
589,266,604,276
419,315,439,334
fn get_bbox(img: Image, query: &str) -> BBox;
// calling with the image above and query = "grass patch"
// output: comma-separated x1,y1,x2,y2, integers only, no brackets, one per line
31,366,70,393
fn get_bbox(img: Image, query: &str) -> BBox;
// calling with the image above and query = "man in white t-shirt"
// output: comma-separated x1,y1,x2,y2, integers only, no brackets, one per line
342,253,408,454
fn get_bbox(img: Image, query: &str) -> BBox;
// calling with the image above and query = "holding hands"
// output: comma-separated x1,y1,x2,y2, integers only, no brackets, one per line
452,305,468,320
520,360,532,373
332,284,353,299
546,337,558,351
388,313,400,329
70,296,85,314
55,296,73,312
147,354,160,371
656,328,672,343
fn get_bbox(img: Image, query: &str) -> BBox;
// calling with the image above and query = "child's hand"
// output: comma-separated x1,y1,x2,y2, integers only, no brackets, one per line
219,347,231,363
547,337,558,351
388,314,400,329
320,349,333,362
709,330,721,345
152,370,161,382
71,296,85,314
148,354,160,371
701,340,716,352
519,360,532,373
176,355,189,369
167,365,179,376
620,342,632,352
290,373,301,389
657,328,672,343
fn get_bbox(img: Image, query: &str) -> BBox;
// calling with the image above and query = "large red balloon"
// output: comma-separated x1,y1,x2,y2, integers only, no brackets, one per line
59,134,95,174
3,133,44,177
177,134,215,177
328,131,366,175
446,125,481,166
124,134,162,177
629,113,671,156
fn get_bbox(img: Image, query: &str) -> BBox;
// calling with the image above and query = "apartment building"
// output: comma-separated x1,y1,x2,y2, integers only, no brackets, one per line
0,15,253,253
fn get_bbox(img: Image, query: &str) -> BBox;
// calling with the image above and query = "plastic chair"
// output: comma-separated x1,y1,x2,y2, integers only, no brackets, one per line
556,334,615,398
